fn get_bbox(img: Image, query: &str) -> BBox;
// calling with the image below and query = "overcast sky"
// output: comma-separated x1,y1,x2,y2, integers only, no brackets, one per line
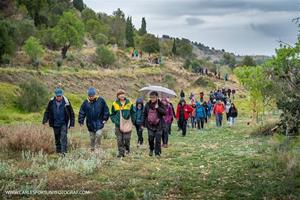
84,0,299,56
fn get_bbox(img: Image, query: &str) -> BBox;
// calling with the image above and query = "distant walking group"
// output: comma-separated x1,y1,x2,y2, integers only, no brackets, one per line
177,88,238,135
131,48,142,59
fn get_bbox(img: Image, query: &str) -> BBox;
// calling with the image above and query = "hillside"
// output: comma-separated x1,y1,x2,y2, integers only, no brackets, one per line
0,43,245,124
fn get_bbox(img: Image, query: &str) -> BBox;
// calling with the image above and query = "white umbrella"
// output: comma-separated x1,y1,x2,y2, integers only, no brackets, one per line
139,85,177,98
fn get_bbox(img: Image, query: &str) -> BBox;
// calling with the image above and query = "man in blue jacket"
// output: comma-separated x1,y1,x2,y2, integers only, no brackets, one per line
78,87,110,152
43,88,75,155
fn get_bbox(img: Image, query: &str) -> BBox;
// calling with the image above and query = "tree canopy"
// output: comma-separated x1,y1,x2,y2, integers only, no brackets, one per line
53,11,84,58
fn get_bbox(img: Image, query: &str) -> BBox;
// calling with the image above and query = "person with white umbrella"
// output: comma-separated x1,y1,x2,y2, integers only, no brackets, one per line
142,91,166,157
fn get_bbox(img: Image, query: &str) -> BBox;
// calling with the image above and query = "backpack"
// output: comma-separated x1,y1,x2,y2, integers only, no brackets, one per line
147,108,160,125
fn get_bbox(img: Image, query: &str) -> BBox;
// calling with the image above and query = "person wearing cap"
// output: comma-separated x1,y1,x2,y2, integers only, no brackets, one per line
110,89,136,157
78,87,110,152
42,88,75,155
133,97,144,147
142,91,166,157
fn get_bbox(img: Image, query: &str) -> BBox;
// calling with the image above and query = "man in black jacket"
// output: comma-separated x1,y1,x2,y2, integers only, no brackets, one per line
142,91,166,157
42,88,75,155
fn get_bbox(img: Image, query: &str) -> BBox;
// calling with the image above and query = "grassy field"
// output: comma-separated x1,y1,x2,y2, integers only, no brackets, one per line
1,114,299,200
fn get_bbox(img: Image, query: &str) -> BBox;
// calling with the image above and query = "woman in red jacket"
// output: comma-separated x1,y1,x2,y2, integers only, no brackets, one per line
176,99,193,136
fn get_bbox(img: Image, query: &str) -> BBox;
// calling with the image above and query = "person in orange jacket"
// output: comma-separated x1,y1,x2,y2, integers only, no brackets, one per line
176,99,193,136
213,100,225,127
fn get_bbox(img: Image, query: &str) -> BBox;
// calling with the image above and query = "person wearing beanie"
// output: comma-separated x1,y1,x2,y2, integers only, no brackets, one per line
134,97,144,146
111,89,136,157
78,87,110,152
42,88,75,156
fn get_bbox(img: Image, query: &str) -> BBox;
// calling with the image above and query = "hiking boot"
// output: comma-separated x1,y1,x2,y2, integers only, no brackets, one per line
59,153,66,157
164,144,168,148
149,151,153,156
117,154,125,158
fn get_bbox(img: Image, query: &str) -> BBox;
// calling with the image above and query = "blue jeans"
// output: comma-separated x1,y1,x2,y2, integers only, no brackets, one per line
135,124,144,145
215,114,223,127
191,117,196,128
162,124,170,145
53,124,68,153
229,117,236,126
89,129,102,150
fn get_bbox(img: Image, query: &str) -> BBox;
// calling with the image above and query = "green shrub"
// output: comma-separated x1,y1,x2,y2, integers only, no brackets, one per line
14,19,36,47
37,28,59,49
183,58,191,70
1,53,11,65
22,36,44,66
56,58,63,68
164,74,176,88
16,78,49,112
95,46,116,68
66,53,75,61
193,77,216,89
80,61,85,68
0,162,13,179
94,33,108,45
0,20,16,64
97,190,116,200
85,19,108,38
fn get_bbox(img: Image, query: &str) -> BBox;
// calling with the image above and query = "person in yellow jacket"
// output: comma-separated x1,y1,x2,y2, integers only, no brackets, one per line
110,89,136,157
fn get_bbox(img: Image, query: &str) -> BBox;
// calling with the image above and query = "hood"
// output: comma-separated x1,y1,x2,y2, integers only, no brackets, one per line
51,96,70,106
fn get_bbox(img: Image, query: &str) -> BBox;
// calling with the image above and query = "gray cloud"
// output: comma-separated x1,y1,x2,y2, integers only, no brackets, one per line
250,19,298,39
185,17,205,26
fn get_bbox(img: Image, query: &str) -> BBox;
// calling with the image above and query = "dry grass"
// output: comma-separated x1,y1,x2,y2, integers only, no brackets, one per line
0,124,80,154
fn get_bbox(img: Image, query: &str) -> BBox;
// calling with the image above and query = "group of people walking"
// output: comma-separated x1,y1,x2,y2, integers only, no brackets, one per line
42,87,238,158
178,89,238,134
